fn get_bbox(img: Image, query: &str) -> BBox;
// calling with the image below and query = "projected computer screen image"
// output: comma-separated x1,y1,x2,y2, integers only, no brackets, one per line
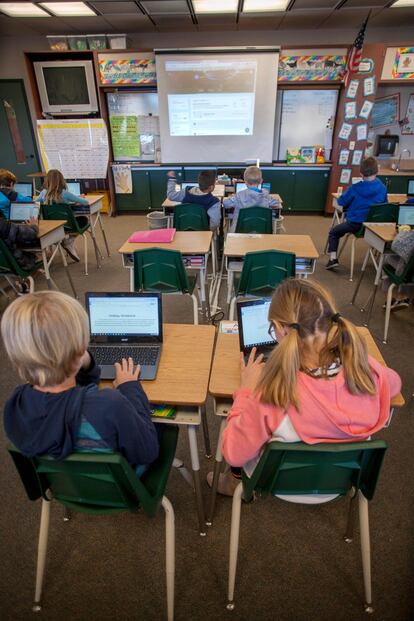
166,59,257,137
88,296,160,337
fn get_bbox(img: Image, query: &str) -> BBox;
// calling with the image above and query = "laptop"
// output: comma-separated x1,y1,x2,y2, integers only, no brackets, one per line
237,298,275,362
181,182,198,191
67,182,81,195
9,202,39,222
14,182,32,197
398,206,414,227
235,182,271,193
86,292,163,381
407,179,414,198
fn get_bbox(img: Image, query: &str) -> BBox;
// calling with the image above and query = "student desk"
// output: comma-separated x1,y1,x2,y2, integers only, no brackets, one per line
330,192,408,227
34,220,77,297
206,325,405,524
351,223,397,324
118,231,213,317
224,233,319,304
101,323,215,535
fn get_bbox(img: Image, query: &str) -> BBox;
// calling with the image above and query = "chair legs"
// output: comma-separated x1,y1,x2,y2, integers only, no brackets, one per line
191,293,199,324
161,496,175,621
344,488,358,543
33,499,51,612
349,237,356,282
383,283,396,344
229,296,236,321
227,481,244,611
83,233,88,276
358,492,374,613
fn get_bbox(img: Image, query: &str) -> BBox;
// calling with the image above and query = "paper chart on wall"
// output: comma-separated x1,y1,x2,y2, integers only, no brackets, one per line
339,149,350,165
345,101,356,120
338,122,353,140
340,169,351,184
346,80,359,99
356,124,368,141
37,119,109,179
359,100,374,119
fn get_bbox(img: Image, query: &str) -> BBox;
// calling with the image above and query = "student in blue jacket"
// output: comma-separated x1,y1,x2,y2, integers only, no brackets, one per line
0,169,33,218
1,291,159,475
326,157,387,270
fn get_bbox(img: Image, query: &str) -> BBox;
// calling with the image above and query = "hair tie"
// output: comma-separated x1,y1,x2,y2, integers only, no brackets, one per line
289,323,300,331
331,312,342,323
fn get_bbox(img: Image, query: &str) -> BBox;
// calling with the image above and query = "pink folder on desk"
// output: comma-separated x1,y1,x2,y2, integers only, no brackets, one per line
128,228,176,243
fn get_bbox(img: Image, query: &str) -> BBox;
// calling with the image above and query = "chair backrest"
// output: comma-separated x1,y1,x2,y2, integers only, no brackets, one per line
42,203,84,233
133,247,191,294
384,251,414,285
236,206,273,234
366,203,400,224
241,440,387,503
173,203,209,231
237,250,296,297
8,426,178,518
0,238,29,277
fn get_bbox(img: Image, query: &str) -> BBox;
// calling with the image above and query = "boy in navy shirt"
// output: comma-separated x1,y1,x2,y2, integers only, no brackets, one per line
166,169,221,230
326,157,387,270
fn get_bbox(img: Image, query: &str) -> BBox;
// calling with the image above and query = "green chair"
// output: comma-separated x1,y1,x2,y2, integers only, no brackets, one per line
235,206,273,234
8,425,178,620
134,247,199,324
173,203,209,232
0,238,43,294
383,253,414,343
42,203,100,275
228,250,296,320
226,440,387,614
338,203,400,281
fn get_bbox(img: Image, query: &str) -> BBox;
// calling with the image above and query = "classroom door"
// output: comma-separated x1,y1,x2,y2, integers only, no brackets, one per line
0,79,40,181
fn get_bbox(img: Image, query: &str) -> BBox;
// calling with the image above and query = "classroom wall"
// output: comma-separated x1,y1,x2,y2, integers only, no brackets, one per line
370,85,414,158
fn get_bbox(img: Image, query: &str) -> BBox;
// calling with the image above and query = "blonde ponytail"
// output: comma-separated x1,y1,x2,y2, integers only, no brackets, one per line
258,328,301,410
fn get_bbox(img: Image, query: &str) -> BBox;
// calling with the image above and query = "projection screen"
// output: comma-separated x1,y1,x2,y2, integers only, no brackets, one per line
155,48,279,163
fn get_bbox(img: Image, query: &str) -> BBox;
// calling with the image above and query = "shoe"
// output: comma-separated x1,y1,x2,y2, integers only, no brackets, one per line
207,470,241,497
326,259,339,270
62,236,80,262
391,298,410,311
15,278,30,295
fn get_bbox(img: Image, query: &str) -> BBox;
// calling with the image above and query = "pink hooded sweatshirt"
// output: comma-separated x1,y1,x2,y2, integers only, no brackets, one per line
222,356,401,469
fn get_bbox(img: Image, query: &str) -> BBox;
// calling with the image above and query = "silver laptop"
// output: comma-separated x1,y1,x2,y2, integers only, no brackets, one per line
398,206,414,227
86,292,163,381
14,183,32,197
407,179,414,198
9,202,39,222
237,298,275,362
67,182,81,195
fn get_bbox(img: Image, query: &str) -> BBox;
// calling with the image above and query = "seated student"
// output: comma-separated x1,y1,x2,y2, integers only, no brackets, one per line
0,169,33,218
326,156,387,270
37,169,89,262
166,170,221,231
1,291,159,475
381,229,414,310
223,165,281,232
212,278,401,496
0,215,39,292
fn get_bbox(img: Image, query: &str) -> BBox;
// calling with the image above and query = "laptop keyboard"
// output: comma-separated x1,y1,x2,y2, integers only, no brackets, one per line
90,346,160,366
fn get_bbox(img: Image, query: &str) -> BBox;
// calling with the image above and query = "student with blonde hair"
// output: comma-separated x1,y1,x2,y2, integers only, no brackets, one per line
1,291,159,473
37,169,89,262
213,278,401,496
223,165,281,233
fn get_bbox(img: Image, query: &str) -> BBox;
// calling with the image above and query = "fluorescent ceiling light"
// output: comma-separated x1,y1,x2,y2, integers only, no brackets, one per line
390,0,414,6
0,2,50,16
192,0,238,14
243,0,289,11
39,2,96,16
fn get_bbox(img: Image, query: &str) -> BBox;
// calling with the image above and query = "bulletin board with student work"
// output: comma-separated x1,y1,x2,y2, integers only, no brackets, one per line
107,91,161,162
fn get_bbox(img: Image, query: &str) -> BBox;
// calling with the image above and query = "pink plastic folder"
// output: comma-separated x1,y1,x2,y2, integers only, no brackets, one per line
128,228,176,243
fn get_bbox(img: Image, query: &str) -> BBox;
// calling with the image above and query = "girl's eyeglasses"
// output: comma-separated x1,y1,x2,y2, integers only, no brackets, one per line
268,323,277,342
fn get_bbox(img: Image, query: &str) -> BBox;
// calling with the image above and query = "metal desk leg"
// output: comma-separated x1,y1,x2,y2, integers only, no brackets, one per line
97,212,110,257
227,268,234,305
59,245,77,298
199,405,211,458
206,417,227,527
187,425,207,536
362,253,386,326
199,263,211,321
88,225,101,270
351,247,370,305
129,265,134,292
41,248,59,291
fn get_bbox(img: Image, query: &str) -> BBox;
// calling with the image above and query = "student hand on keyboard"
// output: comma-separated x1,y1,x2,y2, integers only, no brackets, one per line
113,357,140,388
240,347,265,392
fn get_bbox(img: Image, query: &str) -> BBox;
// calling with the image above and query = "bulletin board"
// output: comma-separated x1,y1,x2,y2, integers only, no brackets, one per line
370,94,400,129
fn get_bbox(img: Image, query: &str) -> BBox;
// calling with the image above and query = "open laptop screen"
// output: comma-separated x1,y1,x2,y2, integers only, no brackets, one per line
9,203,39,221
14,183,32,197
86,293,162,341
398,206,414,226
237,298,273,351
407,179,414,197
67,182,81,195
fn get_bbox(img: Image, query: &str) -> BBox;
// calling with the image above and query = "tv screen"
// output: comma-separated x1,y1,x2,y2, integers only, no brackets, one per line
43,66,90,106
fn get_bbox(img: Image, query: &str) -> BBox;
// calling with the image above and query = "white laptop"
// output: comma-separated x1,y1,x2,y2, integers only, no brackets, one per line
86,292,163,381
237,298,275,362
9,202,39,222
67,182,81,195
398,206,414,227
14,183,32,197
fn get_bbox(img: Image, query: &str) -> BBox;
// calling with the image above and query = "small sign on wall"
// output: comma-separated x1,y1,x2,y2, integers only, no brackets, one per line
99,53,157,85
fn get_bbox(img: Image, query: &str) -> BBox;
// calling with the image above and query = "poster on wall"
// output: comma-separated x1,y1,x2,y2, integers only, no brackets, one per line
401,93,414,135
110,116,140,159
392,47,414,79
113,164,132,194
370,94,400,128
278,54,346,81
99,53,157,85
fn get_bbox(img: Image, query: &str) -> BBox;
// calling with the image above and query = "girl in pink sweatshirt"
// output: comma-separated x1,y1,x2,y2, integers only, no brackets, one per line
218,278,401,496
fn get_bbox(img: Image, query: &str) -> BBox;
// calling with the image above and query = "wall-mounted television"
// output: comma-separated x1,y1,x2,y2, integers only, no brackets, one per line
33,60,99,115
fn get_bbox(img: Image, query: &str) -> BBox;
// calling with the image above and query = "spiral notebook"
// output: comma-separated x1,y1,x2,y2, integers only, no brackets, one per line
128,228,176,243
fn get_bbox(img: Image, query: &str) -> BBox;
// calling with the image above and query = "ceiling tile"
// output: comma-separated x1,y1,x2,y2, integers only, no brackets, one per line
237,13,285,28
152,14,194,25
341,0,390,6
141,1,190,13
196,13,237,23
0,15,40,35
91,2,141,14
101,14,155,30
280,9,333,28
292,0,339,8
17,16,77,33
369,6,414,25
321,6,381,27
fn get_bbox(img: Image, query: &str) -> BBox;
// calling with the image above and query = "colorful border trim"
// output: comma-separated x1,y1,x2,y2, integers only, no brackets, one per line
392,47,414,80
99,57,157,85
279,55,346,82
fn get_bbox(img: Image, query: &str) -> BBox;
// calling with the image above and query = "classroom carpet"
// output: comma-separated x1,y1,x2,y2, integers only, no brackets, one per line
0,214,413,621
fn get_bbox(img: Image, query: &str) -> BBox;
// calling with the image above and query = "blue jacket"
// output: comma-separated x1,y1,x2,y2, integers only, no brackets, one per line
166,176,221,230
338,178,387,223
0,189,32,218
3,356,159,468
37,189,89,210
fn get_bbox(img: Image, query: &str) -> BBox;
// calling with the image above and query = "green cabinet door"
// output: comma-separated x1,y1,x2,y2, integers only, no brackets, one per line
388,176,410,194
262,169,295,211
183,166,217,183
115,169,151,212
148,167,183,210
293,170,329,212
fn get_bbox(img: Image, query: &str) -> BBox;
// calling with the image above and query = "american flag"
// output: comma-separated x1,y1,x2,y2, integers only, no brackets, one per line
343,15,369,87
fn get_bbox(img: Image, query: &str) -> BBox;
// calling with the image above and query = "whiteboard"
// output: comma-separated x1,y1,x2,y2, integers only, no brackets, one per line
278,89,338,160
